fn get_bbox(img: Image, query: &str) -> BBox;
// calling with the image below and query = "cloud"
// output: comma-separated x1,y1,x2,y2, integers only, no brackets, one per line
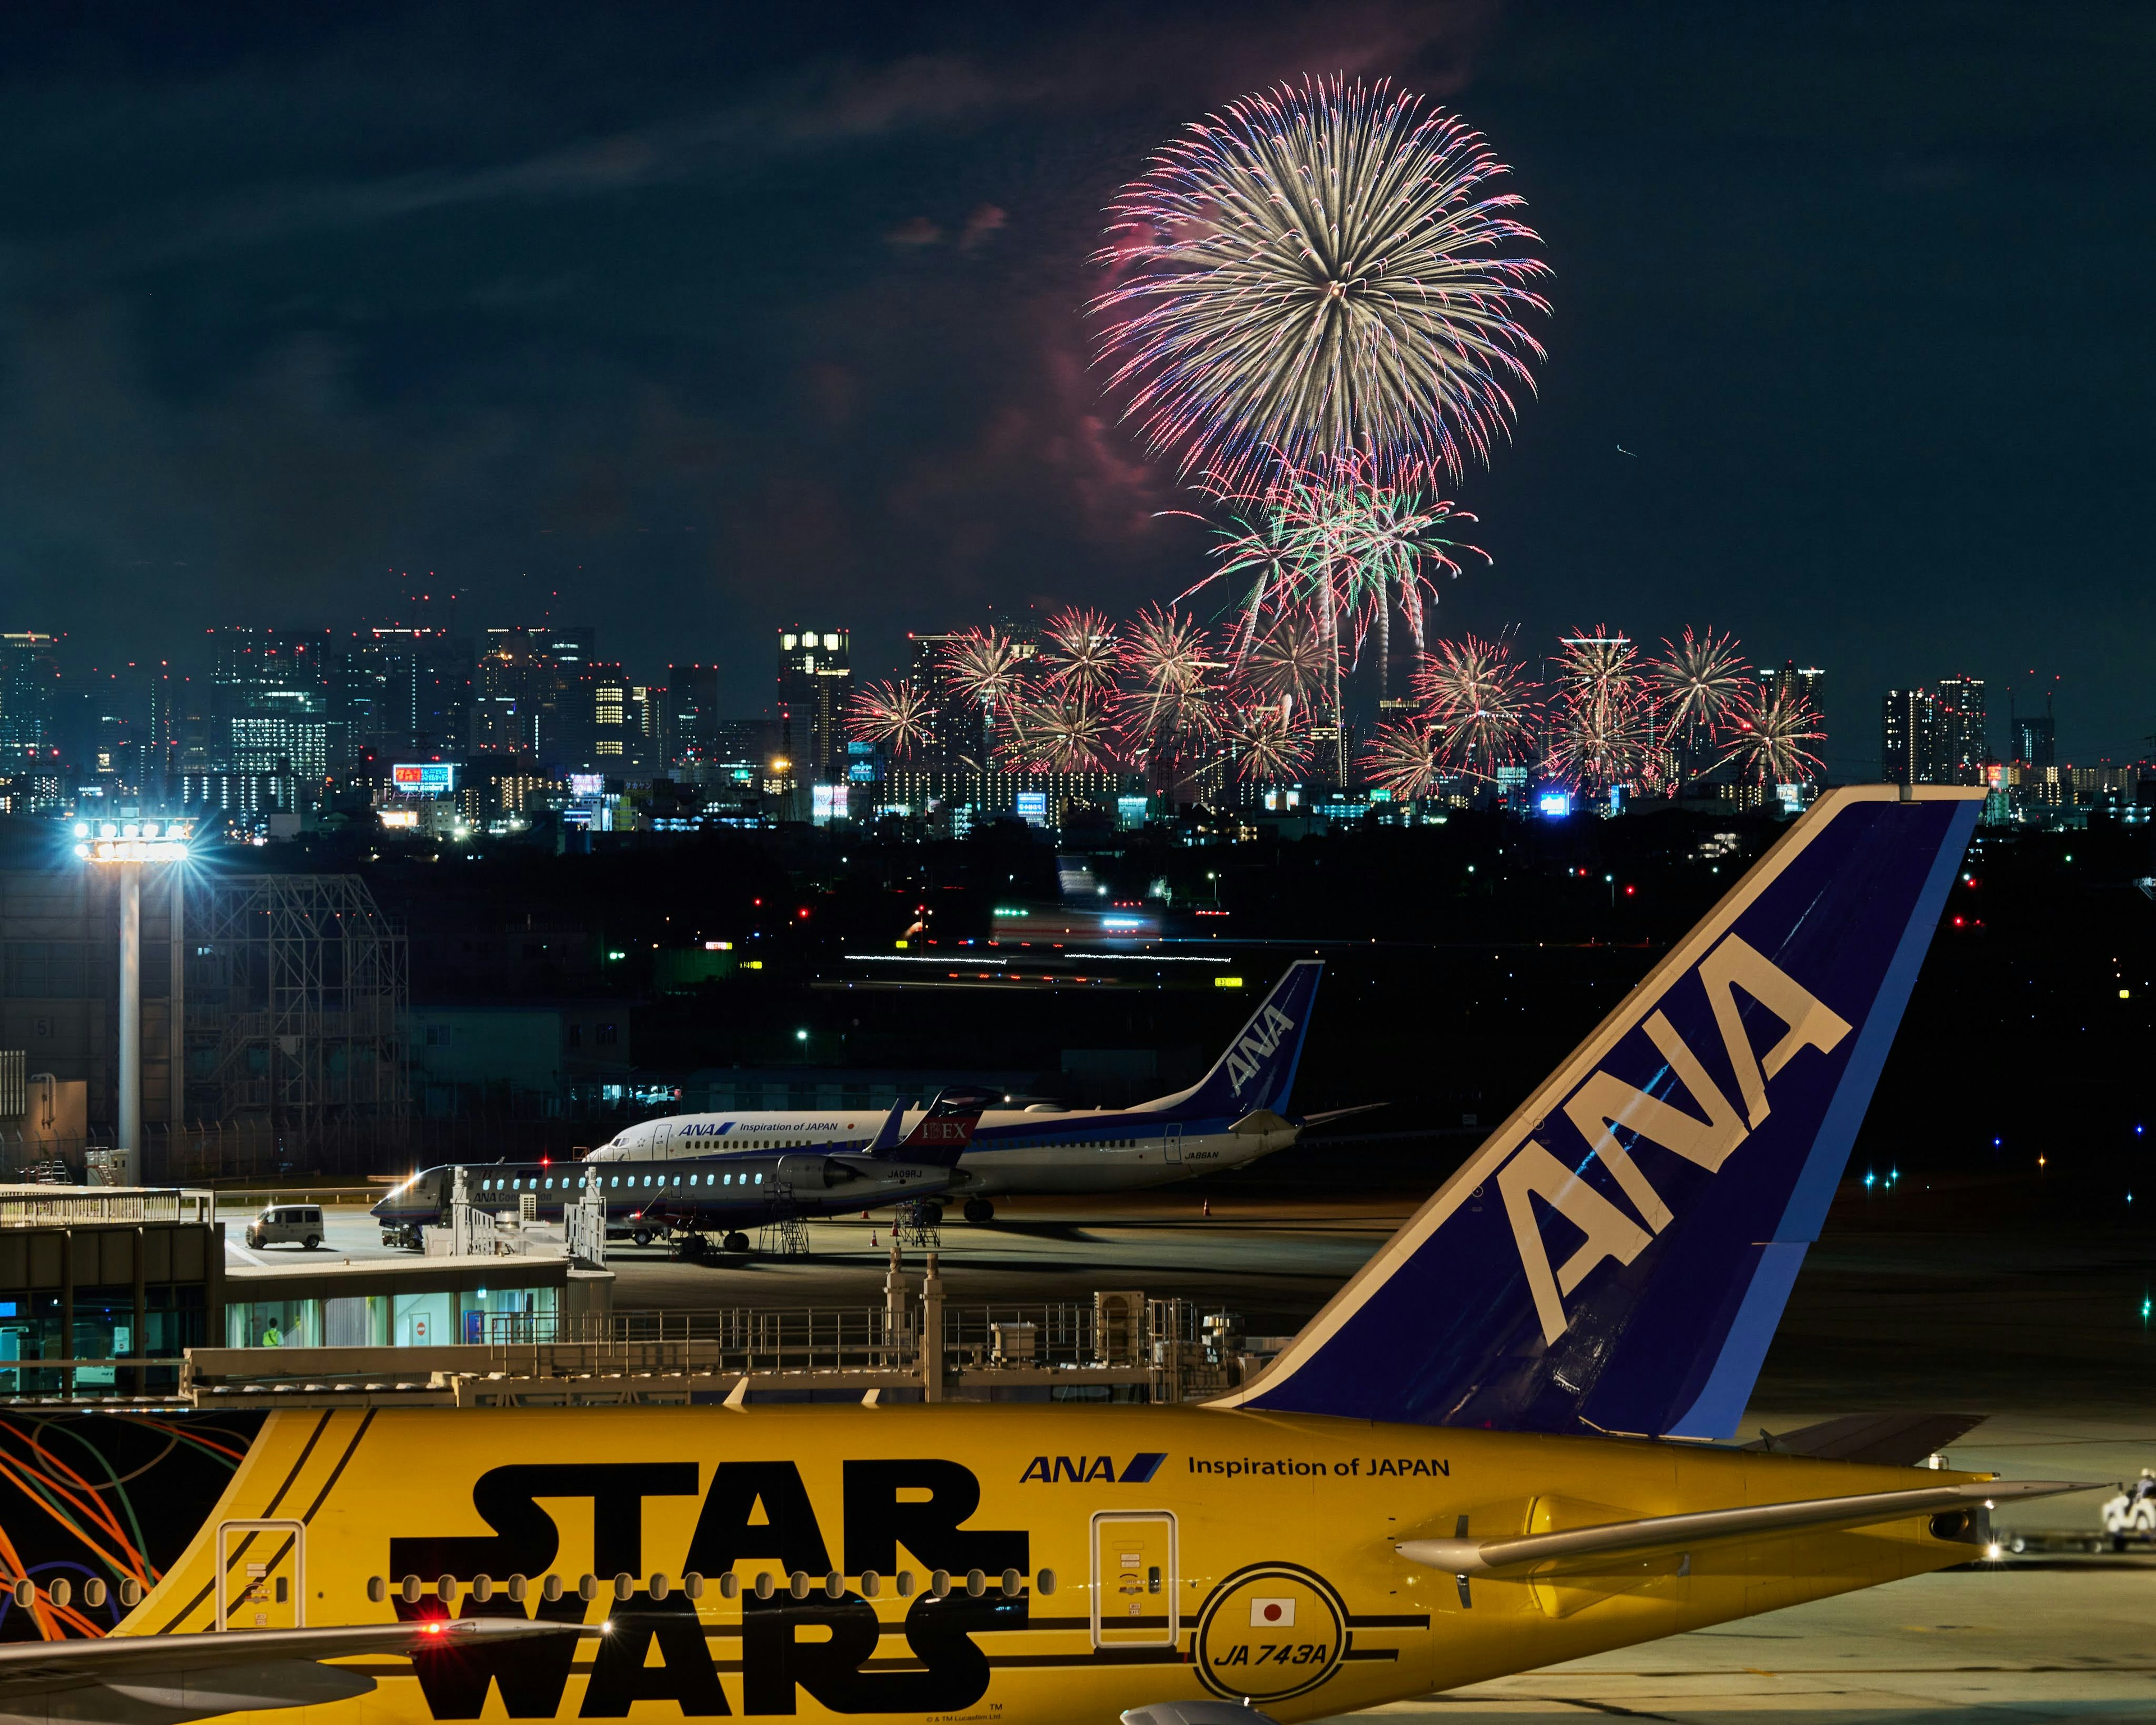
959,203,1008,253
885,215,944,248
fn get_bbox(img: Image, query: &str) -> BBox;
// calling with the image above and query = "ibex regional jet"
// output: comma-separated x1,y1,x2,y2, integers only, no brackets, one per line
0,786,2085,1725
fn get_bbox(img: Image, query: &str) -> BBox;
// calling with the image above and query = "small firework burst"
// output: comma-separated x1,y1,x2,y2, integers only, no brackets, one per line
844,678,934,758
1724,684,1825,787
1221,700,1311,783
1241,614,1334,705
1413,634,1539,771
1002,692,1119,774
1552,682,1656,794
942,627,1027,711
1648,628,1748,745
1360,721,1447,801
1554,626,1639,697
1040,607,1120,697
1118,605,1222,781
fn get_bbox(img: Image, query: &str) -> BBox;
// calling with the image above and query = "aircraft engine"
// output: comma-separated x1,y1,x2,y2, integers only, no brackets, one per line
774,1154,856,1190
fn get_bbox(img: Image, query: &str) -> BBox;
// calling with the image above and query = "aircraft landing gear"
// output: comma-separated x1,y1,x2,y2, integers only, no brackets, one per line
632,1228,654,1248
723,1231,751,1255
962,1198,995,1225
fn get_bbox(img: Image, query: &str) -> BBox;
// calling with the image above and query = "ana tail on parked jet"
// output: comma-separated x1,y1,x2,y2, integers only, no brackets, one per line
1142,959,1322,1121
1219,785,1986,1441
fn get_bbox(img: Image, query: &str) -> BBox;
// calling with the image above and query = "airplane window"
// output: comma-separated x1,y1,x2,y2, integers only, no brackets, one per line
544,1178,553,1189
755,1172,764,1184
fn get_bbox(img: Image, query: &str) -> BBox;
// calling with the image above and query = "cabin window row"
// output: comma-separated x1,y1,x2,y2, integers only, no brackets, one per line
8,1577,139,1609
364,1568,1051,1604
480,1172,767,1192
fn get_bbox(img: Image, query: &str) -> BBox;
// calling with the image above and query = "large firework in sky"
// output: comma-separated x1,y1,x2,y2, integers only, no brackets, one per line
1090,76,1549,495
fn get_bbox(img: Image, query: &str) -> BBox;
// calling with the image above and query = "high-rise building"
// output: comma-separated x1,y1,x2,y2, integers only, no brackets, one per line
474,627,558,758
208,626,333,772
582,661,640,769
668,664,722,765
0,632,62,762
1760,660,1824,713
1936,674,1987,784
2011,689,2056,769
1882,687,1945,786
339,627,474,760
777,628,851,789
907,631,977,765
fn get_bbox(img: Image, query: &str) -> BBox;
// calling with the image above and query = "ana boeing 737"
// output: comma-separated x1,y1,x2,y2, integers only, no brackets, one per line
376,962,1330,1248
586,960,1328,1226
4,785,2084,1725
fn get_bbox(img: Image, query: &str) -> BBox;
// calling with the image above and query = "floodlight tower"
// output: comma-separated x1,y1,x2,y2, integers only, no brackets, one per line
72,818,192,1169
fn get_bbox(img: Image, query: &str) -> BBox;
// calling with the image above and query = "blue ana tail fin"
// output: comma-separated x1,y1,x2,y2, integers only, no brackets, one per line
1148,961,1323,1121
1220,788,1982,1440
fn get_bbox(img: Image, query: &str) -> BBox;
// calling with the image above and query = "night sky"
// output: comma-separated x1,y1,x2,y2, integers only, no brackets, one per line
2,1,2148,773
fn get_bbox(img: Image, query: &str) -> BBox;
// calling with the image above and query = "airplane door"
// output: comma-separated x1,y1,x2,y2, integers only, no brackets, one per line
1092,1511,1176,1648
217,1520,305,1630
1164,1126,1182,1166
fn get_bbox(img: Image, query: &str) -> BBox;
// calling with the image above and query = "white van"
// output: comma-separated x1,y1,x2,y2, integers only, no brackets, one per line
245,1204,325,1250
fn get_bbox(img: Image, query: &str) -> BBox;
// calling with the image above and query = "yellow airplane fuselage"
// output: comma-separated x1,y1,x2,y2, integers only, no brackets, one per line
126,1403,1981,1722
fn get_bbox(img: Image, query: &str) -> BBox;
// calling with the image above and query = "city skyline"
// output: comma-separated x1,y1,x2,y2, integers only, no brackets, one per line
6,604,2130,811
0,4,2146,772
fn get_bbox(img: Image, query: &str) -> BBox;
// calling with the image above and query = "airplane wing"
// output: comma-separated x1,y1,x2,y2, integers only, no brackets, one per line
0,1618,577,1725
1397,1477,2091,1575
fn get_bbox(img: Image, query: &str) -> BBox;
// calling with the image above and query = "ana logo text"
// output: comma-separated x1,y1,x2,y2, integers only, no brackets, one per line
1504,933,1852,1344
1017,1452,1166,1484
1226,1005,1297,1098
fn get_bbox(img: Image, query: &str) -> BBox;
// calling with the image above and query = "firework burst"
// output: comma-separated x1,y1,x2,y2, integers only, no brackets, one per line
1551,683,1656,795
1195,501,1305,663
1413,633,1538,771
1273,456,1485,693
1724,684,1825,787
1242,614,1334,705
1649,628,1748,745
1003,692,1119,773
1118,605,1220,769
1359,721,1447,801
942,627,1027,713
1040,608,1121,697
1221,700,1311,783
844,678,934,758
1091,76,1549,494
1554,626,1639,698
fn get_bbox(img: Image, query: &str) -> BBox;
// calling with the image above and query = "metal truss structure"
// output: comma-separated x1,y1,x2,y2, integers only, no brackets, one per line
184,874,408,1152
